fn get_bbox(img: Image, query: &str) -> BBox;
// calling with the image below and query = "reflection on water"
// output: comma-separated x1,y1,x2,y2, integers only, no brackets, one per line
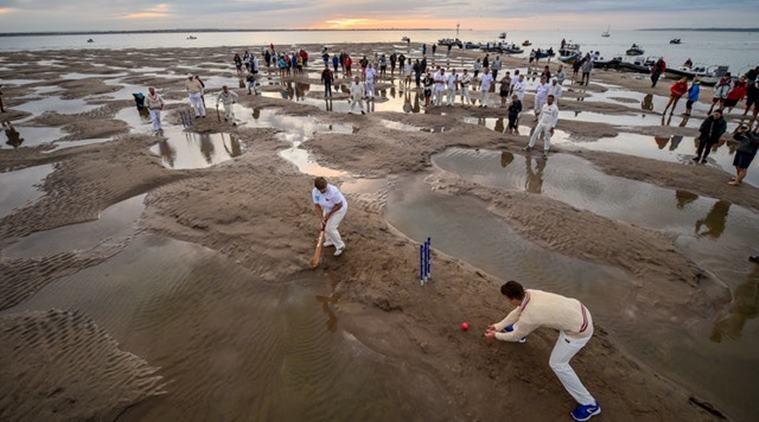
1,122,66,149
150,131,242,169
695,200,731,239
711,265,759,343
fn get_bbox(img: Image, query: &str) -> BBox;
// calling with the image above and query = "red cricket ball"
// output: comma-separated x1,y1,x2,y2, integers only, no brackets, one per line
460,322,470,331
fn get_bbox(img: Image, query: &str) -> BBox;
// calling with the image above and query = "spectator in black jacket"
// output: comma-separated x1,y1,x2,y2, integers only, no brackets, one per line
730,125,759,186
693,110,727,164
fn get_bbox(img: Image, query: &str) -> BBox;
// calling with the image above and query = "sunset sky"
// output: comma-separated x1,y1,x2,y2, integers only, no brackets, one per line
0,0,757,32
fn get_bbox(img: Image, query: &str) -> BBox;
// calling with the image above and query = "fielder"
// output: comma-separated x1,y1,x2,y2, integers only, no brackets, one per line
349,77,366,114
145,87,164,134
459,69,472,105
365,64,377,100
185,74,206,118
479,68,494,108
312,177,347,256
486,281,600,421
526,94,559,155
216,85,239,123
446,68,458,106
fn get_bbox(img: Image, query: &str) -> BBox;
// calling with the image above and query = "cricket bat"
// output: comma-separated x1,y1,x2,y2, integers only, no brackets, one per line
310,230,325,270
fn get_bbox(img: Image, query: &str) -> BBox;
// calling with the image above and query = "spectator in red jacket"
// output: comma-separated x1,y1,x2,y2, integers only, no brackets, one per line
663,78,688,115
724,77,748,114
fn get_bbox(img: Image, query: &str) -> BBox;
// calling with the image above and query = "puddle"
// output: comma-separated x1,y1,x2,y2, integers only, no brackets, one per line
43,137,115,153
553,132,758,187
14,95,99,117
1,125,66,149
0,164,54,218
1,194,145,258
150,131,243,169
385,170,759,422
5,233,447,420
59,72,128,80
1,79,40,86
340,177,387,195
262,82,425,114
462,116,571,142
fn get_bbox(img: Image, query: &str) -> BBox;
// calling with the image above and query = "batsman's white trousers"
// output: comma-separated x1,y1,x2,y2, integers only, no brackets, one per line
149,109,162,132
480,91,491,107
447,87,456,105
528,123,553,152
534,96,547,115
434,86,445,106
460,86,471,104
324,205,347,250
366,82,375,98
349,98,365,113
222,103,234,120
189,93,206,117
549,328,596,406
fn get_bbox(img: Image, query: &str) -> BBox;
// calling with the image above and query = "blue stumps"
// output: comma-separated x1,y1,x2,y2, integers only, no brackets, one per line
420,237,431,285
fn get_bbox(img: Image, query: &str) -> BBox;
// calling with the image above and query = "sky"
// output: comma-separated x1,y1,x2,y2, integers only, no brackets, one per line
0,0,757,32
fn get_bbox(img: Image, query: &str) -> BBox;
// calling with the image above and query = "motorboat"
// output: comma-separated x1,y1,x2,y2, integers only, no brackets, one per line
186,35,197,40
665,64,729,85
401,36,410,43
535,48,555,59
558,43,581,63
669,38,682,44
484,42,523,54
464,41,481,50
626,44,644,55
619,56,659,74
498,32,507,40
522,40,532,47
437,38,463,48
601,25,611,38
594,55,623,69
86,38,94,43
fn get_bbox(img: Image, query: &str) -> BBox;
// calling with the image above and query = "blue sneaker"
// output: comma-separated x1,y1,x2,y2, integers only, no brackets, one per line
571,403,601,421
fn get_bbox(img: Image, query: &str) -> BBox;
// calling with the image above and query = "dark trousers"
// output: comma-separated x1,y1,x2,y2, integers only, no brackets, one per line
324,82,332,97
415,73,421,87
493,69,499,80
696,138,716,161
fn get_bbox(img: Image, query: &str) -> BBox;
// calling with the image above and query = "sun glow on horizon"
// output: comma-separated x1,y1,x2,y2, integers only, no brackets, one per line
121,3,170,20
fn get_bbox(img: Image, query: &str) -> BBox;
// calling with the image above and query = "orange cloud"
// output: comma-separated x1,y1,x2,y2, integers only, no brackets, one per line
316,16,459,30
122,3,170,19
0,7,14,15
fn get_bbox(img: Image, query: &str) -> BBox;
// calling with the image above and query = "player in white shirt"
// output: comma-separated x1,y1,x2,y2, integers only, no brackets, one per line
446,69,458,106
349,76,366,114
459,69,473,105
534,76,550,119
479,68,494,108
433,67,446,106
364,64,377,100
548,78,563,105
526,94,559,155
511,74,527,102
312,177,348,256
216,85,239,123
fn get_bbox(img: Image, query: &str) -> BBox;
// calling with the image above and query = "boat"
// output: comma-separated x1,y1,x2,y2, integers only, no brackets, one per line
464,41,481,50
626,44,644,56
186,35,197,40
535,48,555,59
594,55,623,69
665,64,729,85
558,43,581,63
86,38,94,43
498,32,507,40
437,38,462,48
619,56,660,74
601,25,610,38
501,45,524,54
522,40,532,47
401,36,410,43
669,38,681,44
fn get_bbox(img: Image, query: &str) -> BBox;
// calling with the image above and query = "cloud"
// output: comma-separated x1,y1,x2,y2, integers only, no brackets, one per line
121,3,170,19
0,7,14,15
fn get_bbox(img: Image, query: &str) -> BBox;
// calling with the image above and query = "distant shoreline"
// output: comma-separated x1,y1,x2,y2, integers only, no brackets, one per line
0,28,444,38
639,27,758,32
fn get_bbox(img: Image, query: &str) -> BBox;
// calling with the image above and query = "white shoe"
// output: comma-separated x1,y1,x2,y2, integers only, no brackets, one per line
334,246,345,256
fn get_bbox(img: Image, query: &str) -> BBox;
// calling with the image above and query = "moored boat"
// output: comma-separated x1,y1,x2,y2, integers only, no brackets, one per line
665,64,729,85
669,38,682,44
626,44,644,55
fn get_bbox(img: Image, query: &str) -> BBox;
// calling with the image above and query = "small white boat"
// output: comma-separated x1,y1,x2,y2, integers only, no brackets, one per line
186,35,197,40
498,32,507,40
665,64,729,85
86,38,94,43
601,25,610,38
626,44,644,56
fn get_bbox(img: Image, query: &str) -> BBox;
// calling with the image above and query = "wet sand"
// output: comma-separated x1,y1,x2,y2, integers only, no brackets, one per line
1,43,758,421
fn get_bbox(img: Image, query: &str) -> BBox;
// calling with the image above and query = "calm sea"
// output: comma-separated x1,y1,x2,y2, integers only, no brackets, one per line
0,29,757,75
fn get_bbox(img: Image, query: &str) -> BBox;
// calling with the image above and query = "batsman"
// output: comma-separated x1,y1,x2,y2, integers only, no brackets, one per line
312,177,347,257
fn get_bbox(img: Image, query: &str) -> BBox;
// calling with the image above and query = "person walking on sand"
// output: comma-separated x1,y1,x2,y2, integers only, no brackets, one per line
433,67,446,106
312,177,348,256
744,78,759,120
145,87,164,134
548,78,563,105
485,281,600,422
693,110,727,164
729,125,759,186
403,58,413,90
479,68,494,108
512,74,527,102
580,55,593,86
650,58,666,88
499,72,512,107
349,77,366,115
446,68,458,106
663,78,688,115
216,85,239,123
555,65,566,86
185,74,206,118
534,76,550,120
321,65,334,98
507,94,522,134
525,94,559,155
459,69,472,105
724,77,748,114
684,80,701,116
423,70,434,108
492,56,502,81
709,75,733,114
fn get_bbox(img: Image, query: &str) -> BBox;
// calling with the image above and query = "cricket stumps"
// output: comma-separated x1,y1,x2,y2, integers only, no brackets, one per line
420,237,431,285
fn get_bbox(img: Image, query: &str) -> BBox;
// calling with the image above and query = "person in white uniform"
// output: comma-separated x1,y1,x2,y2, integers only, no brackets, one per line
459,69,472,105
547,78,563,105
446,68,458,106
512,74,527,102
534,76,549,119
433,67,446,106
216,85,239,122
364,64,377,100
185,74,206,118
479,68,494,108
526,94,559,155
145,87,164,134
349,76,366,114
486,281,600,422
312,177,348,256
